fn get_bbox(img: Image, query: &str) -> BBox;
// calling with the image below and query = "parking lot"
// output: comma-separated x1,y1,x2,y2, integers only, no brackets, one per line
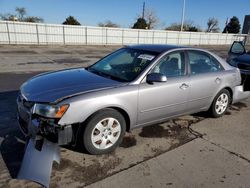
0,45,250,188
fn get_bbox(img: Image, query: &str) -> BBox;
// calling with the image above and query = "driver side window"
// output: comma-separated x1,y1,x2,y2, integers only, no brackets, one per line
152,51,186,78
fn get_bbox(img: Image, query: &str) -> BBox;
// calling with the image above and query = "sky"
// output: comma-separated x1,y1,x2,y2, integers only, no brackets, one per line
0,0,249,31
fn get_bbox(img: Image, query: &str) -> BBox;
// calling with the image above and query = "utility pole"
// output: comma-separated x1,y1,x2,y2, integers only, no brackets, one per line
180,0,186,32
224,17,228,33
142,1,145,19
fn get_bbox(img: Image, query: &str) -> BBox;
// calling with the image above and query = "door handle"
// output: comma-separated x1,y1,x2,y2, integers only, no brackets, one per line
215,77,221,84
180,83,189,90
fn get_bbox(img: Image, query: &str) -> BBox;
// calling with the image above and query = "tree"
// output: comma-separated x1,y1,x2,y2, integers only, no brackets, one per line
0,7,43,23
0,13,17,21
166,21,201,32
24,16,44,23
223,16,241,33
206,17,220,32
98,20,120,28
132,18,147,29
188,26,199,32
15,7,26,21
62,16,81,25
144,9,159,29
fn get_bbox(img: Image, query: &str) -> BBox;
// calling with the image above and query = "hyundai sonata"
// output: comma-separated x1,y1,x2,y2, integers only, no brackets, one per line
17,44,250,154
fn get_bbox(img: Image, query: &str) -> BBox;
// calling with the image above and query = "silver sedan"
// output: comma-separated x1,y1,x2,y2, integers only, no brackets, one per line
17,44,250,154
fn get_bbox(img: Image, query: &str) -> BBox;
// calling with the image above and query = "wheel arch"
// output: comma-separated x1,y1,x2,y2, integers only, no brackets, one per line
208,86,233,110
82,106,131,132
108,106,131,132
223,87,233,104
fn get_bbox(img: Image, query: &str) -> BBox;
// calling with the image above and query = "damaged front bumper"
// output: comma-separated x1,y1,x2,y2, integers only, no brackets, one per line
16,97,74,187
17,138,60,188
17,98,74,146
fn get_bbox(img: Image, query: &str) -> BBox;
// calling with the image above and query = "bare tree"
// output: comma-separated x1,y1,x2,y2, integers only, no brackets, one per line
144,8,159,29
206,17,220,32
0,7,43,23
15,7,26,21
98,20,120,28
0,13,17,21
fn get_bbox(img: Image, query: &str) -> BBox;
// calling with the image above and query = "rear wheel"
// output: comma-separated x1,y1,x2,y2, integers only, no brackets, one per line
210,89,231,118
79,108,126,155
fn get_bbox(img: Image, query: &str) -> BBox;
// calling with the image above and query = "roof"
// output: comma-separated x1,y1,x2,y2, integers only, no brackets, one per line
127,44,186,53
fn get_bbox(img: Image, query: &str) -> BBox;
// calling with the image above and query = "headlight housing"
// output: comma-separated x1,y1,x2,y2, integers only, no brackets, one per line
33,104,69,118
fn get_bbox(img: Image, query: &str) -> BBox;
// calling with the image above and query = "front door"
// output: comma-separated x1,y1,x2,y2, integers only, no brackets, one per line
137,51,189,125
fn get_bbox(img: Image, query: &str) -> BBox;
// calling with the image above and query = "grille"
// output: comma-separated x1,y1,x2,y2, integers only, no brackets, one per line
238,63,250,70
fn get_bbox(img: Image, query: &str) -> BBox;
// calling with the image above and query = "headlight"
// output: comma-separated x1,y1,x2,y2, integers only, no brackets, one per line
33,104,69,118
228,59,238,67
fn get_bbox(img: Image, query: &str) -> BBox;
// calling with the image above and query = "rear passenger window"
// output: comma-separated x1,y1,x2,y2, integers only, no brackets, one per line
188,51,223,75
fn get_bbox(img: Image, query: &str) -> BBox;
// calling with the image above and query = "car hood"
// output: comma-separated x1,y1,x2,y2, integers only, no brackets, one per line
20,68,124,103
235,54,250,64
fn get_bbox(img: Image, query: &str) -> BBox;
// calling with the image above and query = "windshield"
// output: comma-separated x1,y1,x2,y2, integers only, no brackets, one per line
87,48,159,82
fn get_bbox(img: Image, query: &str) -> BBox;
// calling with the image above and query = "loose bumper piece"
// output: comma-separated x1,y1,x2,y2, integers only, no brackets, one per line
17,139,60,188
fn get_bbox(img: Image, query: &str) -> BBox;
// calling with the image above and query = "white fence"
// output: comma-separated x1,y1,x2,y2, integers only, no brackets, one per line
0,20,246,46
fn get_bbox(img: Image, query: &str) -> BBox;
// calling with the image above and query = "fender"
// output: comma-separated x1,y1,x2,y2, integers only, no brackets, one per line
58,84,139,129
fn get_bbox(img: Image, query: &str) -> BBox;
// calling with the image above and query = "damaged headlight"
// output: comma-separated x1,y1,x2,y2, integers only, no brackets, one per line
33,104,69,118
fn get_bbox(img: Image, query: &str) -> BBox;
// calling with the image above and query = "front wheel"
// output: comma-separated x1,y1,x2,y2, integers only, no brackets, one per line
210,89,231,118
79,108,126,155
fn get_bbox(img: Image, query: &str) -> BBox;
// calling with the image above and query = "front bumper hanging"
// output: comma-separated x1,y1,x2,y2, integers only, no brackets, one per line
17,138,60,188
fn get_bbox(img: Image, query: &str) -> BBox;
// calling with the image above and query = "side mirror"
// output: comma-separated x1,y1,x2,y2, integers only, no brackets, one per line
229,41,246,55
146,73,167,84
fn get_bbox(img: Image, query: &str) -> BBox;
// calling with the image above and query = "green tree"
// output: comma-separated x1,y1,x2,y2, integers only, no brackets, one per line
132,18,147,29
98,20,120,28
62,16,81,25
223,16,241,33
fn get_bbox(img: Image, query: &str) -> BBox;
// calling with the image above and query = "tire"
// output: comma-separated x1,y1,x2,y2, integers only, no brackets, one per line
78,108,126,155
209,89,231,118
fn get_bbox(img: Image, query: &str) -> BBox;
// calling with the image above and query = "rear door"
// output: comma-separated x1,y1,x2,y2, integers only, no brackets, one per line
186,50,225,112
